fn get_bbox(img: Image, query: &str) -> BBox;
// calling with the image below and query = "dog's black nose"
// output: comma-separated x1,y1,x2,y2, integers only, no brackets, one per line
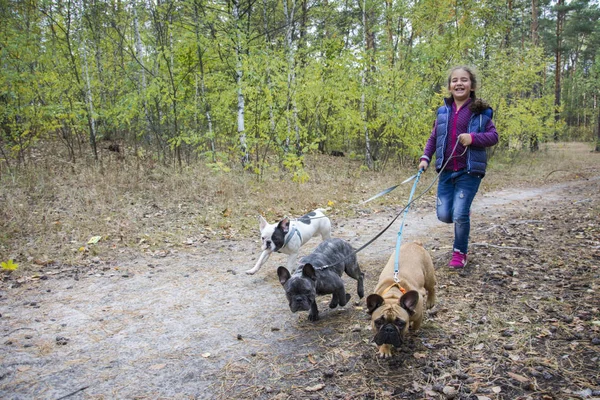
266,240,271,247
384,325,396,334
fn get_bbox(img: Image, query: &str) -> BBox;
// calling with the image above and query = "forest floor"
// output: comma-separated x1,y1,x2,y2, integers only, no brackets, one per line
0,143,599,400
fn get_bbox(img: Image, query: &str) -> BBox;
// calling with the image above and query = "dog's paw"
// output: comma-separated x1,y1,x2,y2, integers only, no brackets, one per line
245,269,257,275
308,312,320,322
377,345,394,358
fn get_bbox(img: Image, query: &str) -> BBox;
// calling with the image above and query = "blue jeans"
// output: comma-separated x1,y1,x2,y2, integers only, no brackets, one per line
436,170,482,254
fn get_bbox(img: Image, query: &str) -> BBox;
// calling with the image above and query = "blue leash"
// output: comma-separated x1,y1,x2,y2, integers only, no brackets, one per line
393,169,423,282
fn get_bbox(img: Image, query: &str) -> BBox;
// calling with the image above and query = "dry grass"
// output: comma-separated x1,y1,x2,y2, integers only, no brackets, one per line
0,141,597,273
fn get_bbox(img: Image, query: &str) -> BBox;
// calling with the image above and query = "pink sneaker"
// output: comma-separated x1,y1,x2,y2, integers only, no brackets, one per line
449,251,467,268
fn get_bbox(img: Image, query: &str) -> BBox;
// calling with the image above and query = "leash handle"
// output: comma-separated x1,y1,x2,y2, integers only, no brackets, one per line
393,169,423,280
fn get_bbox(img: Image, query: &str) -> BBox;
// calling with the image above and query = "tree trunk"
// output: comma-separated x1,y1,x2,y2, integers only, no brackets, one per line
531,0,539,46
283,0,300,155
82,42,98,161
262,0,275,139
79,2,98,163
362,0,373,170
193,1,215,162
596,106,600,152
233,0,249,165
132,0,152,144
554,0,565,141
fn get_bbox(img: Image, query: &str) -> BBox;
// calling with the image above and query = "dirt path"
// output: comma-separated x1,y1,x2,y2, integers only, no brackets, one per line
1,175,599,399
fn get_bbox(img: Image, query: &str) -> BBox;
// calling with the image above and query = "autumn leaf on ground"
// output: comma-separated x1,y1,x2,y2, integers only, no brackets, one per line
87,236,102,244
304,383,325,392
1,259,18,271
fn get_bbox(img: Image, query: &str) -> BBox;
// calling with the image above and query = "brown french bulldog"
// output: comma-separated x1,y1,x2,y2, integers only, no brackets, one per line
366,241,436,358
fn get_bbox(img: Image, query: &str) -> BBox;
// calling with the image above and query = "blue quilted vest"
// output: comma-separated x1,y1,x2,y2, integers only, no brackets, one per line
434,100,494,177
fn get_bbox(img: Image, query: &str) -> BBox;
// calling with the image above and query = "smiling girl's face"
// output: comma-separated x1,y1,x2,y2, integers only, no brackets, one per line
448,68,473,106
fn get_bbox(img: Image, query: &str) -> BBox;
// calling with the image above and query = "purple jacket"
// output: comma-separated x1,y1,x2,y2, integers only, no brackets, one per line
421,98,498,176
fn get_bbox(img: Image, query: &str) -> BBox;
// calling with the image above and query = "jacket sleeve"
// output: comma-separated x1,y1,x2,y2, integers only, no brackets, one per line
471,118,498,148
421,119,438,161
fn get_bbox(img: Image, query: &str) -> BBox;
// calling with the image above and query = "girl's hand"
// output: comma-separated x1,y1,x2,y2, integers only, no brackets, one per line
458,133,473,146
418,160,429,172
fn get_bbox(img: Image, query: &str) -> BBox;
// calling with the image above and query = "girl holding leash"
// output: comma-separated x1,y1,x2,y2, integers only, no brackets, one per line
418,66,499,268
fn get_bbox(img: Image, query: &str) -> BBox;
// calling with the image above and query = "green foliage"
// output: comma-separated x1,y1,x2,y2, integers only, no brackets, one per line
0,0,598,173
206,161,231,173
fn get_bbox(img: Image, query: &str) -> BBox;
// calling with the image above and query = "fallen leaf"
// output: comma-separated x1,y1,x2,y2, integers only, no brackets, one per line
201,353,211,358
33,259,53,266
413,352,428,359
87,236,102,244
492,386,502,393
307,354,317,364
17,366,31,372
1,259,19,271
304,383,325,392
507,372,529,383
149,364,166,370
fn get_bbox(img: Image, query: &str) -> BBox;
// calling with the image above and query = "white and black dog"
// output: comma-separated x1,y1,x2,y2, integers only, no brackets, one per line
246,209,332,275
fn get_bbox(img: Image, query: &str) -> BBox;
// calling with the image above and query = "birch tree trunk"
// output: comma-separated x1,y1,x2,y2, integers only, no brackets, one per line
283,0,300,155
82,38,98,160
193,0,215,161
262,0,275,138
132,0,152,144
233,0,249,165
78,1,98,160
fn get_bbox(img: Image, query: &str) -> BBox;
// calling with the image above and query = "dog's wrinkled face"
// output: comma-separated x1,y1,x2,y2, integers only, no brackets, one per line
259,216,290,252
371,303,409,347
367,291,419,348
277,264,317,313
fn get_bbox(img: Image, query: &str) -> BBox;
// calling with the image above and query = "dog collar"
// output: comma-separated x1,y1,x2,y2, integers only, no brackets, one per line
381,283,407,296
279,227,302,252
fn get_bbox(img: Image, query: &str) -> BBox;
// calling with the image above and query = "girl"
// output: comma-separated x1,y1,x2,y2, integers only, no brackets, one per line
418,66,499,268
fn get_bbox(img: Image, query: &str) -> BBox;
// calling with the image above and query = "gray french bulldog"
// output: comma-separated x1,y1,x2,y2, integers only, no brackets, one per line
277,238,364,321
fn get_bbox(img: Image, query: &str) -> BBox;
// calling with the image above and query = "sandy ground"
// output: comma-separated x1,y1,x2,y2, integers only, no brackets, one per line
1,174,599,399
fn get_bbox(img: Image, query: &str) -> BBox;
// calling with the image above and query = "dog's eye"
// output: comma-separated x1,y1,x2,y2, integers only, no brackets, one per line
394,318,406,330
374,318,384,328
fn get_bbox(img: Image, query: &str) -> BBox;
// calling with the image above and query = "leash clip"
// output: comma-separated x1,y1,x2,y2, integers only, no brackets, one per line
393,271,400,283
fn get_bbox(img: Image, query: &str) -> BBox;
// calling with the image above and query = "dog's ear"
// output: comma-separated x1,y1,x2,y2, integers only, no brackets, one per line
399,290,420,315
277,217,290,234
277,266,291,285
301,263,317,280
258,215,268,231
366,294,384,314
